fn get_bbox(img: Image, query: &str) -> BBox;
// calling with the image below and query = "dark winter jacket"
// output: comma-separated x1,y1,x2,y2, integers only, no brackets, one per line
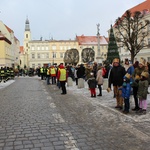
77,65,85,78
88,77,97,89
109,65,126,87
120,77,131,99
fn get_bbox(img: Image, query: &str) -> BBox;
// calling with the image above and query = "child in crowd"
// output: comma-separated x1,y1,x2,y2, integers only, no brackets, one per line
137,71,149,115
120,73,132,114
88,72,97,98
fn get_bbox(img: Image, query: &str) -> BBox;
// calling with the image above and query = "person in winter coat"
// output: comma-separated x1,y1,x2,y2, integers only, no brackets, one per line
124,58,134,78
108,58,126,109
85,65,92,81
77,64,85,79
119,73,132,114
57,64,67,94
137,71,149,115
88,73,97,98
96,66,104,96
50,65,56,84
132,61,146,111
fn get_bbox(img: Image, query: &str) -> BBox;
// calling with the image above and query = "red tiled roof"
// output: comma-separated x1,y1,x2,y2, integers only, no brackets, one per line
76,35,108,45
20,46,24,53
128,0,150,14
113,0,150,27
5,25,14,33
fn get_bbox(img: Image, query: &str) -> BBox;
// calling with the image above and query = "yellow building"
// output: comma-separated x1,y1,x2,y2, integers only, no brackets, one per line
0,20,20,67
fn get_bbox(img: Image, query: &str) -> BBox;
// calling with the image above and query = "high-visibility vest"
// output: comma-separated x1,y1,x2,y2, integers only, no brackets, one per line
40,68,44,73
50,68,56,75
59,69,66,81
10,70,14,76
6,69,10,75
1,70,5,76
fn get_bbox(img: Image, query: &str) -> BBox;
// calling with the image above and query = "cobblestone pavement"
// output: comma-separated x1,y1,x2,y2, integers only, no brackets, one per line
0,77,150,150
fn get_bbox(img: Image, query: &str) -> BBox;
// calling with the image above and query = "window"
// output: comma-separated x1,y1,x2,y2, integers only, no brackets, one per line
37,46,40,50
64,46,67,50
31,54,35,59
60,53,63,58
45,46,49,50
53,53,56,58
60,46,63,50
52,45,56,50
26,34,28,38
37,54,40,58
41,54,44,58
26,43,28,47
32,64,35,68
31,46,35,50
45,53,49,58
42,47,44,50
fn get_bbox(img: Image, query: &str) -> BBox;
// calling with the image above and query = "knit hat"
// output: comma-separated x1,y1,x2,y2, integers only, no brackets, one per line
139,61,145,66
139,57,147,66
125,73,131,79
141,71,149,78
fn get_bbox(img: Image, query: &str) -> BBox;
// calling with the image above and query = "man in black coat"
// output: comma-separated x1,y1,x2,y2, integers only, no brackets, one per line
108,58,126,109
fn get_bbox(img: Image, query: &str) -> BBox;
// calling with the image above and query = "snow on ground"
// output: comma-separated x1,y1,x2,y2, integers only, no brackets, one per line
67,80,150,122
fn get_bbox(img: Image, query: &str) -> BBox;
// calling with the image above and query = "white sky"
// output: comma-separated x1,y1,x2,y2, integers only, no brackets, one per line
0,0,144,45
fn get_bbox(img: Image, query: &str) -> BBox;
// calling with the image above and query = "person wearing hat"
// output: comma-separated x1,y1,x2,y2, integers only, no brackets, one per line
119,73,132,114
88,72,97,97
108,58,126,109
132,61,146,111
136,71,149,115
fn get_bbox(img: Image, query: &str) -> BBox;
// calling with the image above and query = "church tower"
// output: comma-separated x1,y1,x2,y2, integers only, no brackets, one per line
23,17,31,68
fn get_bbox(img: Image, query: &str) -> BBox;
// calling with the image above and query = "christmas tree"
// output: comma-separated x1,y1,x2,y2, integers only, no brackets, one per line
106,24,120,64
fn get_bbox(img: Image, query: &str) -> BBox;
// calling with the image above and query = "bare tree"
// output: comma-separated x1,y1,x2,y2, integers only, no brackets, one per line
64,49,79,65
115,10,149,63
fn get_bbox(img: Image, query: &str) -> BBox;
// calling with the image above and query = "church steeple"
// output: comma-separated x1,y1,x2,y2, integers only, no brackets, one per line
25,17,30,31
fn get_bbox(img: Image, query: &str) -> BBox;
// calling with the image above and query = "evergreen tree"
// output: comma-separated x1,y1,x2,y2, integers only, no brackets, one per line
106,24,120,64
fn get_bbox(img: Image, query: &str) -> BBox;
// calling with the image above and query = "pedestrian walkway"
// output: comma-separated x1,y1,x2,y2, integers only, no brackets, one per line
66,80,150,123
0,80,15,89
0,77,150,150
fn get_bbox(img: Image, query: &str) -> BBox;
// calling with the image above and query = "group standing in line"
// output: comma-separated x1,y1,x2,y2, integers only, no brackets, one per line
39,57,150,115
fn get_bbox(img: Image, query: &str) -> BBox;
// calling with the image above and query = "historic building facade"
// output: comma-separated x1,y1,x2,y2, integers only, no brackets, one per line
21,18,108,68
0,20,20,67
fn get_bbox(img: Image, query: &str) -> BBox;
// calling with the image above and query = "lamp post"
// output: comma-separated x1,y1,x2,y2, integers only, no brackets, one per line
96,23,103,64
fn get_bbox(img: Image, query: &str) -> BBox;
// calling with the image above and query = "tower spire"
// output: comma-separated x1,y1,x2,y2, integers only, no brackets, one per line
25,17,30,31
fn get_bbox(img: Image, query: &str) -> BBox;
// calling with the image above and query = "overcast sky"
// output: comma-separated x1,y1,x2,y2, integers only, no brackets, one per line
0,0,144,45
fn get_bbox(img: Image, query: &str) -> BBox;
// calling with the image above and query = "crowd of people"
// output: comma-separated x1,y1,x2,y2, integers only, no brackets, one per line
1,57,150,115
39,58,150,115
0,67,15,83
